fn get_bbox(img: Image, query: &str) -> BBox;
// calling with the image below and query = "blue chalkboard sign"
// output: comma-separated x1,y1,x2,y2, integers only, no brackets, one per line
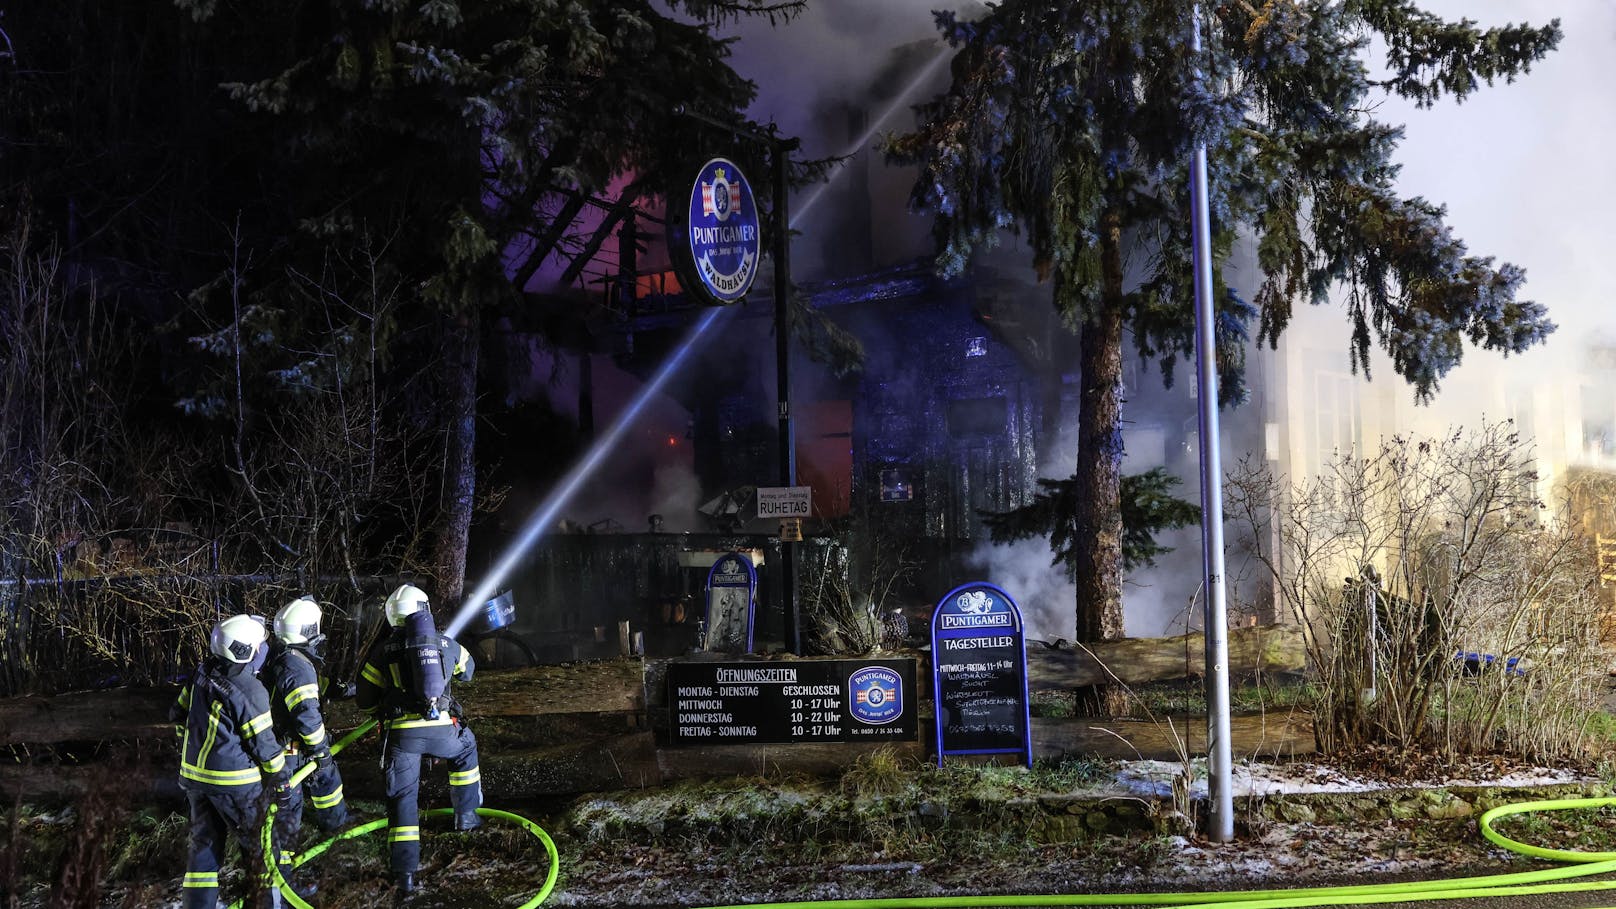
930,581,1031,767
669,157,762,306
704,552,757,653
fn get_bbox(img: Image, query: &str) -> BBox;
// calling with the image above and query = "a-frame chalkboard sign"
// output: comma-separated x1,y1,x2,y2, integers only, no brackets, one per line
930,581,1032,768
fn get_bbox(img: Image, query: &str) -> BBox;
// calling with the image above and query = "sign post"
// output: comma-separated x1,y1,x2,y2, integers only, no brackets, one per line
930,581,1032,768
757,485,811,639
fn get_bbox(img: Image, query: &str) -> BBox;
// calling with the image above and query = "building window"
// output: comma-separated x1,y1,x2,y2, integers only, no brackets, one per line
1311,371,1361,473
946,396,1008,437
1582,384,1615,459
879,468,916,502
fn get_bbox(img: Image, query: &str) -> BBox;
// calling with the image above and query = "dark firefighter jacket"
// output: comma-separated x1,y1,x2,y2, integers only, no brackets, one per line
264,644,331,754
355,629,475,731
170,659,286,791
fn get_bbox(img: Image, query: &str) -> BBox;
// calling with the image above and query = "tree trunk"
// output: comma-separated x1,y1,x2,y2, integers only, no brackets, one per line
1072,207,1128,717
432,309,480,609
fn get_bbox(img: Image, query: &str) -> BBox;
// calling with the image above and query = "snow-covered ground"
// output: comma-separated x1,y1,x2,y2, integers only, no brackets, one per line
1110,759,1596,799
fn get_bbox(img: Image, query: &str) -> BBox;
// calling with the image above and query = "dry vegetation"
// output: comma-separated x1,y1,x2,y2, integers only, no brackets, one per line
1228,424,1608,761
0,227,445,697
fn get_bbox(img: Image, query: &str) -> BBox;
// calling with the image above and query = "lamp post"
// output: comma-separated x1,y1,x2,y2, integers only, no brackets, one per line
1189,3,1234,843
676,109,804,655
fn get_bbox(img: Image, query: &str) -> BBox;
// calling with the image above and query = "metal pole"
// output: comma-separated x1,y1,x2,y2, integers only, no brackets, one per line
1189,2,1234,843
670,109,803,654
773,140,801,655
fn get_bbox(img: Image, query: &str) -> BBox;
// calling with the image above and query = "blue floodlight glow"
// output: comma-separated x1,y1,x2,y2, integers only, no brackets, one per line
446,305,733,638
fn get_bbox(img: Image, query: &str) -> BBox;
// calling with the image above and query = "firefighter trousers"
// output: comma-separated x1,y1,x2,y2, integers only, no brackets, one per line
183,787,279,909
383,721,481,874
270,751,348,877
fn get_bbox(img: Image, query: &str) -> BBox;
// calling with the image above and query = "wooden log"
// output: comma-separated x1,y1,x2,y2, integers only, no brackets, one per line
0,688,178,746
1032,711,1314,762
460,660,644,716
0,659,647,746
0,740,182,804
1025,624,1305,691
0,626,1305,747
652,711,1315,781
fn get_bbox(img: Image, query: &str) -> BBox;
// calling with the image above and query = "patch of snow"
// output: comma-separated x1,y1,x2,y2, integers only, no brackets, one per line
1106,759,1593,799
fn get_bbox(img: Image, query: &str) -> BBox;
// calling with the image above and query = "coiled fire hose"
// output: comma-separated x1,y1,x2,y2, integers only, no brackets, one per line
236,718,559,909
239,728,1616,909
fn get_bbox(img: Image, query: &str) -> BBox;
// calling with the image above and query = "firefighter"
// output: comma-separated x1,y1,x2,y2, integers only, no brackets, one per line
170,614,288,909
264,595,349,896
355,583,481,895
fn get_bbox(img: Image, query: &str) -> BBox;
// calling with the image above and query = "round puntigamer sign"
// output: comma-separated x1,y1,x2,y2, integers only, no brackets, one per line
682,157,761,305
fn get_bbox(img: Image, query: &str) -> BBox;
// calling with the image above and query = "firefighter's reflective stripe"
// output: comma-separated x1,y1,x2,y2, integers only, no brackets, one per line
310,785,345,810
196,702,224,771
360,662,385,686
389,825,420,843
452,646,471,676
285,682,320,709
390,712,454,729
182,870,218,888
261,751,286,775
301,723,328,746
449,767,480,787
241,709,274,738
181,763,262,786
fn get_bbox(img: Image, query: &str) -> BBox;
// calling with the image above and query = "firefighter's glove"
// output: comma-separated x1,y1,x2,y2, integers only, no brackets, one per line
332,682,358,701
310,746,335,770
274,780,296,807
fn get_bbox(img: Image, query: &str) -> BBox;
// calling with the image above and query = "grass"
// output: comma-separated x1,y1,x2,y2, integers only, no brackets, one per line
1492,804,1616,853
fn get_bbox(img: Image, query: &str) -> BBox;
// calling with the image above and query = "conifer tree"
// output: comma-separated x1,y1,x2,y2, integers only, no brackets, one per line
889,1,1559,712
3,0,801,602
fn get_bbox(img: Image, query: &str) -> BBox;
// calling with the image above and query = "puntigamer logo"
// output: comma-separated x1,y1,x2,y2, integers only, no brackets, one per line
939,588,1010,628
848,666,902,725
940,613,1011,629
713,556,747,584
686,157,761,304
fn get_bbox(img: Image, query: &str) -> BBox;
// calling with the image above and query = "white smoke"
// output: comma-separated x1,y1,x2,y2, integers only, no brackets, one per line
721,0,981,153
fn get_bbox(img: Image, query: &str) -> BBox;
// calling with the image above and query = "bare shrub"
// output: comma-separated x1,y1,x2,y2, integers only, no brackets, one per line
1228,423,1604,759
1,220,439,695
799,523,917,655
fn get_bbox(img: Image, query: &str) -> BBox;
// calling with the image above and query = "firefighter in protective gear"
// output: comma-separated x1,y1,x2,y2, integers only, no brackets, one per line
264,595,349,896
356,583,481,895
169,614,288,909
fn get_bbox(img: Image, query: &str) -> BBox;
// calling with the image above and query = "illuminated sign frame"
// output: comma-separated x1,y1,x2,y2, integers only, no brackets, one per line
669,156,763,306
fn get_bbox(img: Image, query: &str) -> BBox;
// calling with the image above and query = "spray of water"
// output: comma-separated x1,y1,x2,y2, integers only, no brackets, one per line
791,44,951,225
446,306,732,637
446,43,957,636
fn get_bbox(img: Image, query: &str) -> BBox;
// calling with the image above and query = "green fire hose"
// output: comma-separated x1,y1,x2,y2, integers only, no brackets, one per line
231,718,559,909
233,726,1616,909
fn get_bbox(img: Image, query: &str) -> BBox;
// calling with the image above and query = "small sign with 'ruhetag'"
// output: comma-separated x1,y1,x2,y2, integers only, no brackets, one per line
756,485,811,518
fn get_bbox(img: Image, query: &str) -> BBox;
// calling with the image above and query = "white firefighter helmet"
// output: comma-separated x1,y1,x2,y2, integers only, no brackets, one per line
385,583,431,627
210,614,267,664
273,595,323,644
